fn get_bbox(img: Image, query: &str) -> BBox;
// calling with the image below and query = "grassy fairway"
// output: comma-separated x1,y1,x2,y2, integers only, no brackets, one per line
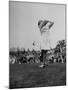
9,63,66,89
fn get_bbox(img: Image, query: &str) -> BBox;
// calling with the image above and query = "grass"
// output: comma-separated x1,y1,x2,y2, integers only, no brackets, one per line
9,63,66,89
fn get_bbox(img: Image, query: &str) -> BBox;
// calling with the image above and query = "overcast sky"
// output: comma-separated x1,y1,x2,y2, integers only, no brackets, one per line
9,1,66,50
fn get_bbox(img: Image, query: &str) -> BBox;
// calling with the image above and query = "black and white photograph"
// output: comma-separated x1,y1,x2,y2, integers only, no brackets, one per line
9,1,66,89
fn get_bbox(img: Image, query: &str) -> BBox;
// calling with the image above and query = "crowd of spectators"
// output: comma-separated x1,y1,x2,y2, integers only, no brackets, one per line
9,40,66,64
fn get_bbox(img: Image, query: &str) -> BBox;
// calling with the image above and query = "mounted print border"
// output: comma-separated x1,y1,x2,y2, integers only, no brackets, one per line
9,1,66,89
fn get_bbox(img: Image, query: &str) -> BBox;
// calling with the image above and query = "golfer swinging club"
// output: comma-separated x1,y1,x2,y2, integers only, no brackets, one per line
38,20,54,68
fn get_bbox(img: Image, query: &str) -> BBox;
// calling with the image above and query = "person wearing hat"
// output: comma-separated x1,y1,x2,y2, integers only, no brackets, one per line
38,20,54,68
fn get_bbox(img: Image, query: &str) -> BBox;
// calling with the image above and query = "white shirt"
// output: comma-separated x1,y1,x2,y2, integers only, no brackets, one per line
40,29,51,50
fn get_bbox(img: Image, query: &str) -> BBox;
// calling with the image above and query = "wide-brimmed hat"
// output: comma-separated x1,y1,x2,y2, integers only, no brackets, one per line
38,20,54,33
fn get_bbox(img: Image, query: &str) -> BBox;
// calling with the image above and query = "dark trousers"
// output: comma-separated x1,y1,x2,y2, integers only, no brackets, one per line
40,50,48,64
